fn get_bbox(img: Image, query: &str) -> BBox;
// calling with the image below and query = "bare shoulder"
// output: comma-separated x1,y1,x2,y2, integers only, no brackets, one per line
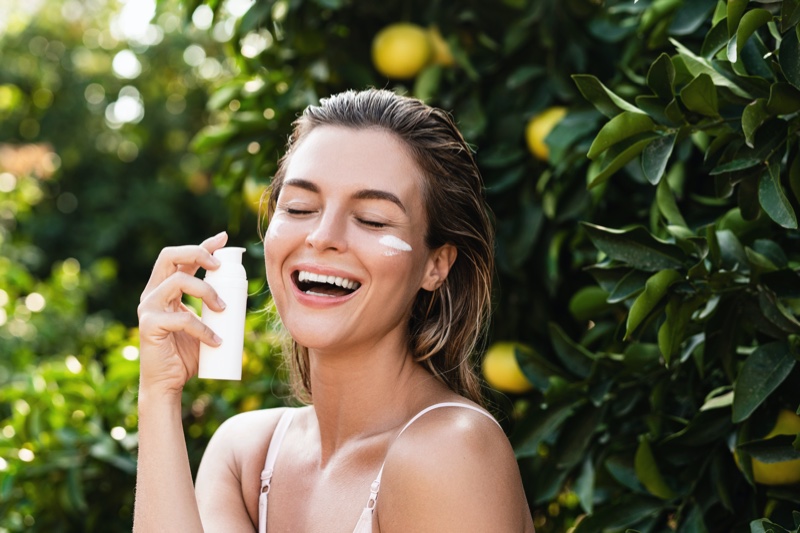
205,407,290,461
195,406,297,532
377,403,534,532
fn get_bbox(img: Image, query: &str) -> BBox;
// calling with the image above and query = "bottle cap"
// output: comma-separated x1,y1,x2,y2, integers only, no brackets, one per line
206,247,247,281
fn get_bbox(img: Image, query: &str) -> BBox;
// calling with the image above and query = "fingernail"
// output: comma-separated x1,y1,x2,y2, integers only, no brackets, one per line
213,333,223,345
214,230,227,239
210,255,221,267
217,297,226,310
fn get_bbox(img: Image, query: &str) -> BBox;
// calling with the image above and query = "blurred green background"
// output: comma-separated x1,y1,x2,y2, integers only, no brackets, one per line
1,0,800,531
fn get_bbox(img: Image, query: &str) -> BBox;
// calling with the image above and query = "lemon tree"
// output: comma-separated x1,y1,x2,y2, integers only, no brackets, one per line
190,0,800,531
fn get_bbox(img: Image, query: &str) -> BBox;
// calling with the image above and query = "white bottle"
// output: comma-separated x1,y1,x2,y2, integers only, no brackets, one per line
198,247,247,380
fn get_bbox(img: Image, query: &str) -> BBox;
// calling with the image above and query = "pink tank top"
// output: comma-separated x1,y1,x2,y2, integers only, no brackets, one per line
257,402,501,533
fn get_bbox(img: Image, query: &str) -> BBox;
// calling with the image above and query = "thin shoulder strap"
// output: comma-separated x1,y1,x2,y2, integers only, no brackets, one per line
362,402,500,509
258,408,296,533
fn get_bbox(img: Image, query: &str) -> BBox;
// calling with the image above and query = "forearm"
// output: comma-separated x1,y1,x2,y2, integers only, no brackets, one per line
133,388,204,533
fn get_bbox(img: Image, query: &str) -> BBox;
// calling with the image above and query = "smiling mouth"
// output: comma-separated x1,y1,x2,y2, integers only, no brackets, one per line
293,270,362,298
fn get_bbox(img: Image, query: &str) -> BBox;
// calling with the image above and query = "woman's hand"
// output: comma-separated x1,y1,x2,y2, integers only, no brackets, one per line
137,231,229,397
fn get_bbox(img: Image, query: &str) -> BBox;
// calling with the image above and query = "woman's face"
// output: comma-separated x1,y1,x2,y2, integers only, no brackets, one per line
264,126,447,354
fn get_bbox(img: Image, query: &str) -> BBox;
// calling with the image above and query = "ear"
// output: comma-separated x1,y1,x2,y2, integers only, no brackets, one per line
420,244,457,291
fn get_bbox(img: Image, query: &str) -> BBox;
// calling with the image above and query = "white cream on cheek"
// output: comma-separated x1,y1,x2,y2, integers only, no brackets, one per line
265,217,286,240
379,235,412,256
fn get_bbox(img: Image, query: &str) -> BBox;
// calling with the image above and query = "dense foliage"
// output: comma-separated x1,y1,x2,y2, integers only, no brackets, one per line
1,0,800,531
0,2,284,531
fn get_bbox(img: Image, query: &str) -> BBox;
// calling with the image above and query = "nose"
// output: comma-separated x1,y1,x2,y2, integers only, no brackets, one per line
305,210,348,252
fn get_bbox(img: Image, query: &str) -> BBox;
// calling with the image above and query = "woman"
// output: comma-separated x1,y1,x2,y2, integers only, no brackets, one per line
134,89,535,532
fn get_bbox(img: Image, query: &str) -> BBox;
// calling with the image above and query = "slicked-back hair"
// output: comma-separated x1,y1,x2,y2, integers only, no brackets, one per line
263,88,494,407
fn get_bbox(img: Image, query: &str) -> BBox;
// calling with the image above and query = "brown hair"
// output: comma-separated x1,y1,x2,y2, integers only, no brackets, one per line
264,89,494,406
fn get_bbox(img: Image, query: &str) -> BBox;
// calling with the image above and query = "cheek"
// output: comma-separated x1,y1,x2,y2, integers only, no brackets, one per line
265,217,287,241
264,218,293,283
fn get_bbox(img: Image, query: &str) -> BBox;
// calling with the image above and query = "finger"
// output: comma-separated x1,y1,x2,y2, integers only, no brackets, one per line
140,309,222,348
140,272,227,314
141,234,227,300
177,231,230,275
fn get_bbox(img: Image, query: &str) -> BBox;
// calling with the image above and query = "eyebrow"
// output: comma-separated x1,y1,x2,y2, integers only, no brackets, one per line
284,178,407,213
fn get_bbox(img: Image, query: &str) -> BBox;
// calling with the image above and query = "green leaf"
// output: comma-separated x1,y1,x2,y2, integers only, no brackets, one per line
582,223,688,271
760,161,799,229
758,287,800,333
190,124,237,152
658,296,701,364
791,153,800,205
727,0,749,37
656,177,687,226
588,134,660,188
626,269,682,339
556,404,604,468
727,9,773,63
572,74,646,118
515,344,564,391
548,322,595,379
573,494,663,533
732,341,797,423
782,0,800,33
642,133,677,185
506,65,544,89
608,269,651,304
636,95,673,125
780,26,800,90
750,519,793,533
647,53,676,101
742,99,769,148
680,504,710,533
716,230,749,272
738,435,800,463
670,38,750,97
754,240,790,269
701,18,729,59
568,285,614,322
587,112,655,160
663,408,733,446
709,158,762,175
680,73,719,116
206,83,242,110
700,389,735,411
669,0,717,36
766,82,800,115
512,401,578,458
574,459,595,514
635,438,676,500
413,65,442,103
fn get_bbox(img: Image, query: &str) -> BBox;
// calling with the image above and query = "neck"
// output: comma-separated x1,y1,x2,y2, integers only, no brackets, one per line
304,332,437,464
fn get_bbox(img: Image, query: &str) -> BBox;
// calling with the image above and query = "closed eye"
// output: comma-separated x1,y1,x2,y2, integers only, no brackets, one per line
357,218,386,229
286,207,314,215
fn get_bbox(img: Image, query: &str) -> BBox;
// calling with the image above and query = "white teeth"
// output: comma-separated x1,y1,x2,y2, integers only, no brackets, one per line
296,270,361,291
306,290,335,297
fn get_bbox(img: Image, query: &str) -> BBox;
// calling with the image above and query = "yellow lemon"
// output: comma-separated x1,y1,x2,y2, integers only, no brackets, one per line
736,409,800,486
427,25,454,67
372,23,432,79
483,342,534,394
525,106,567,161
243,176,268,214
